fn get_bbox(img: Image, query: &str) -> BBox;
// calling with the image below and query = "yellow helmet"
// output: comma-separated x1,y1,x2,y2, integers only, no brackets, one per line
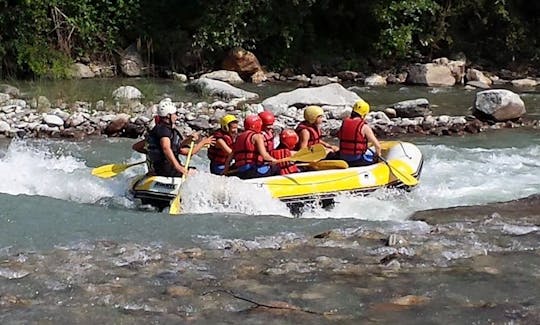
352,99,370,117
304,105,324,124
220,114,238,131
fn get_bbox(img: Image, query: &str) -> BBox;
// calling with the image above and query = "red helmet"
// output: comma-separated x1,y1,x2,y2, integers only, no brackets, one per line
258,111,275,126
244,115,263,133
280,129,299,149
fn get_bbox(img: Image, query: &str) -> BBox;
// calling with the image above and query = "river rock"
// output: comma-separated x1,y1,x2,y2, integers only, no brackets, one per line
43,114,65,127
0,84,20,97
37,96,51,112
104,113,130,135
0,121,10,133
364,74,387,86
406,63,456,86
222,47,264,80
0,93,10,104
120,44,144,77
251,70,267,83
310,75,337,86
511,78,538,88
201,70,244,84
112,86,143,101
261,83,360,112
466,80,491,89
70,63,96,79
466,68,493,86
473,89,525,121
336,70,358,81
389,98,432,118
66,112,87,127
188,77,258,100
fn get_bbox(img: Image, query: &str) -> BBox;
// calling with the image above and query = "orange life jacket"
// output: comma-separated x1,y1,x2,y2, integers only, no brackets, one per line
233,130,263,167
294,121,321,150
271,147,299,175
338,117,368,156
207,129,233,165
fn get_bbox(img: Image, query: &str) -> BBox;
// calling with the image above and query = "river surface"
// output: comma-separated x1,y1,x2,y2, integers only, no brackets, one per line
1,80,539,324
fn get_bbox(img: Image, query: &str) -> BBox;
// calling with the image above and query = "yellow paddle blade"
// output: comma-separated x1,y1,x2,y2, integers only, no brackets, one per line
380,157,418,186
169,140,195,215
299,160,349,170
91,161,145,178
289,144,327,162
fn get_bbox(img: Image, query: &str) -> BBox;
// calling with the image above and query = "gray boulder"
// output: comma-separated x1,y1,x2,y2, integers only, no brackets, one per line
70,63,95,79
406,63,456,86
120,44,144,77
187,77,258,100
389,98,432,118
474,89,525,121
201,70,244,84
261,83,360,111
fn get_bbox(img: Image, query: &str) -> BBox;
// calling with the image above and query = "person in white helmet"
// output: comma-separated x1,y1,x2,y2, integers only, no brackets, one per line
132,98,214,177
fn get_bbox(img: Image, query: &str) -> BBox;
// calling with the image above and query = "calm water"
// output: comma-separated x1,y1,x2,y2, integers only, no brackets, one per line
1,80,539,323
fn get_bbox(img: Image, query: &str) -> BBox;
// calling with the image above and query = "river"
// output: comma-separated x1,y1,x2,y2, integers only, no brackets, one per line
1,79,539,324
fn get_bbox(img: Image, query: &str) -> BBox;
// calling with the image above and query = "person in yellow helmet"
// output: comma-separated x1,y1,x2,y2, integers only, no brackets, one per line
294,105,339,153
337,99,381,166
207,114,239,175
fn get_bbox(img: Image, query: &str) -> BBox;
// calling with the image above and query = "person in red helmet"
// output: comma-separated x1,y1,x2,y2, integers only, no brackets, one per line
258,110,275,153
225,114,278,179
270,129,300,175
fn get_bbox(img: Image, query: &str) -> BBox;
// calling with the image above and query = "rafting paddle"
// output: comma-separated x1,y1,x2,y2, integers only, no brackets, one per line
284,144,327,162
298,160,349,170
378,155,418,186
91,161,146,178
169,140,195,215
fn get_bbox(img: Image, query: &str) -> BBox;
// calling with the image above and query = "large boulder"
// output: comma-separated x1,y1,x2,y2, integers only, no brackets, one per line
120,44,144,77
473,89,525,121
406,63,456,86
187,77,258,100
466,68,492,87
222,47,264,82
112,86,143,101
201,70,244,84
69,63,95,79
261,83,360,111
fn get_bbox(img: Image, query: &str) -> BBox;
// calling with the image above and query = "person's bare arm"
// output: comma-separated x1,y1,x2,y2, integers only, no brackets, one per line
319,139,339,152
297,129,310,149
363,125,381,156
161,137,188,175
215,138,233,155
254,134,277,163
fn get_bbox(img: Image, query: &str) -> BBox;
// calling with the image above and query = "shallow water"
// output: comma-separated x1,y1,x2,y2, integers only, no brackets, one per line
1,81,540,323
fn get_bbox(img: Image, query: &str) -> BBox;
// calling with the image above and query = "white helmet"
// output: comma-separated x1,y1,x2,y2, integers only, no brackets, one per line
157,98,176,117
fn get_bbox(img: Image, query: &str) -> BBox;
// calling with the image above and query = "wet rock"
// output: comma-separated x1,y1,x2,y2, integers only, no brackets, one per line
406,63,456,87
105,113,130,135
0,121,10,133
391,295,429,306
165,285,195,297
466,68,493,86
473,89,525,121
310,75,338,86
0,294,31,307
511,78,537,88
364,74,387,86
0,267,30,279
467,80,491,89
390,98,432,118
336,70,358,81
188,77,258,100
250,70,267,84
43,114,65,127
201,70,244,84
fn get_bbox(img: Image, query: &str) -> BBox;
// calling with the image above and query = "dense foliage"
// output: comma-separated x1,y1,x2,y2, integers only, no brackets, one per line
1,0,538,78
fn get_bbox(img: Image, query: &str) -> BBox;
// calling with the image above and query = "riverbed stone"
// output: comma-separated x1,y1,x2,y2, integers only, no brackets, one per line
466,80,491,89
120,44,144,77
188,77,258,100
43,114,65,127
112,86,143,101
0,84,20,97
201,70,244,84
70,63,96,79
511,78,537,88
222,48,264,80
0,93,9,104
262,83,360,112
406,63,456,86
0,121,10,133
390,98,432,118
473,89,525,121
466,68,493,86
364,74,387,86
310,75,337,86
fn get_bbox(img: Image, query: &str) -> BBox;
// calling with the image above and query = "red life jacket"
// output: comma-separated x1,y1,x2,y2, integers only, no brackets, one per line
294,121,321,150
233,130,264,167
262,129,274,152
338,117,368,156
207,129,234,165
271,147,299,175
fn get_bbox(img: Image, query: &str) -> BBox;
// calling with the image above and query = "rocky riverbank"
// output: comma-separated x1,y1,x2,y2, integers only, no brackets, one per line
0,71,538,141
